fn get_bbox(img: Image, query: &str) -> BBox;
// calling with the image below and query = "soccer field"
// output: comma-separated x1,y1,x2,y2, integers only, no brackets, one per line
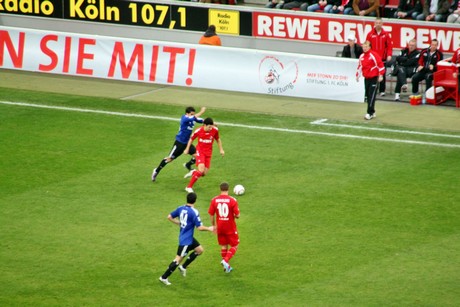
1,71,460,306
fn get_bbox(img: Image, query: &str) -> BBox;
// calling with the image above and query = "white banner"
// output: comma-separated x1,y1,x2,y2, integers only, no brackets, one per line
0,26,364,102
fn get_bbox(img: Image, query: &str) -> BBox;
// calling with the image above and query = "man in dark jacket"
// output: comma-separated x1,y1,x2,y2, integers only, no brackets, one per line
411,39,443,95
393,39,420,101
342,34,363,58
394,0,423,19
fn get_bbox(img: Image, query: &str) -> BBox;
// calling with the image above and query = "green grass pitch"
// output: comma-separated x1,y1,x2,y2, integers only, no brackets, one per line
0,87,459,306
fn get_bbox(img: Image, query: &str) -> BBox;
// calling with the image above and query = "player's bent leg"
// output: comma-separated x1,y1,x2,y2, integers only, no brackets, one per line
221,246,228,259
153,157,174,180
225,245,238,263
194,245,204,255
197,163,206,173
181,251,201,269
186,170,203,189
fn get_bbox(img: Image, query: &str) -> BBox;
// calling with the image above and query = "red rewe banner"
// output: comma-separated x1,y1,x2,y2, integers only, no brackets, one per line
252,12,460,53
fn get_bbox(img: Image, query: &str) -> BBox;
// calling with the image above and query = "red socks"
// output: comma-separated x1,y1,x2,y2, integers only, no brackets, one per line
187,170,202,188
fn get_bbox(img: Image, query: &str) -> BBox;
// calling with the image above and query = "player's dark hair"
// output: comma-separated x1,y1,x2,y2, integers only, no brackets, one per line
185,106,196,114
187,192,197,204
220,182,229,191
204,117,214,125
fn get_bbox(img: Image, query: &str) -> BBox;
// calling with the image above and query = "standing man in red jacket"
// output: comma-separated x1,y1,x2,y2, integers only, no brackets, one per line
356,41,385,120
366,18,393,97
452,47,460,92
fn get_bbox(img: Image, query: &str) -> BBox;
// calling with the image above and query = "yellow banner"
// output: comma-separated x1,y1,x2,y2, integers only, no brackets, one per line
208,9,239,35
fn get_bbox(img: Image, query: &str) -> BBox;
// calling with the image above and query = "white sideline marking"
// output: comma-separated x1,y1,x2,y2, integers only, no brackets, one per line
311,118,460,139
120,87,168,100
2,101,460,149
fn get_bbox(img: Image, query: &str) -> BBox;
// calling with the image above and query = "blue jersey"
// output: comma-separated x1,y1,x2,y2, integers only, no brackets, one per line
170,205,203,246
175,115,204,144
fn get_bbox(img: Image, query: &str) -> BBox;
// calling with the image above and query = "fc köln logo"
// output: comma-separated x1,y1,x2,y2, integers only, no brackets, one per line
258,56,298,94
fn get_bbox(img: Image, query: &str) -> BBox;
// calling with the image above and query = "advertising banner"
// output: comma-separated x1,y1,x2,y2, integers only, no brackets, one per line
0,26,364,102
1,1,458,53
253,12,460,53
0,0,252,35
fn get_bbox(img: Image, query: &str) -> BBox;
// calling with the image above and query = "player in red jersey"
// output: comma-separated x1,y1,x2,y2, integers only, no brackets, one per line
183,117,224,193
208,182,240,273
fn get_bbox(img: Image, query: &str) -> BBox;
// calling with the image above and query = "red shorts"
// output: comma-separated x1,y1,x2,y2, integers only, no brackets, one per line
217,232,239,247
196,151,212,169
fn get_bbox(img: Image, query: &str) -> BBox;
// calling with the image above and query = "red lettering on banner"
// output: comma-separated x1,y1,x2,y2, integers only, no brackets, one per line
149,45,159,82
0,30,24,68
109,43,193,84
39,35,58,71
108,42,144,80
39,36,95,74
63,36,72,73
186,48,196,86
76,38,95,76
163,46,185,83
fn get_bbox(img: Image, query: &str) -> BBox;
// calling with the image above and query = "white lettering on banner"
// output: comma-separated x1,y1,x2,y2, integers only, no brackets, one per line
286,17,308,39
258,15,320,40
328,21,342,42
273,16,286,37
400,27,460,50
257,15,272,36
0,26,364,102
308,19,320,40
254,12,460,53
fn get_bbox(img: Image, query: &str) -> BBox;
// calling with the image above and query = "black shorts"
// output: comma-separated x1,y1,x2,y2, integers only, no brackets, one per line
167,140,196,160
176,238,200,257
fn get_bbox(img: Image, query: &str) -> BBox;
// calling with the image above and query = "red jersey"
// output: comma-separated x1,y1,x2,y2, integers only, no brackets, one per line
366,28,393,61
208,194,240,235
191,126,220,156
357,50,385,79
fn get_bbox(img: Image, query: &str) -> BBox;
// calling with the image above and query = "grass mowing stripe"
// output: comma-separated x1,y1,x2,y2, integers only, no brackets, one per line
311,118,460,139
2,100,460,149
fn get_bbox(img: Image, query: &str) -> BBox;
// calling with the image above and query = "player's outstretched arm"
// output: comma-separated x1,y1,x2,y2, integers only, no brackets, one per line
197,225,214,232
195,107,206,118
217,139,224,157
183,138,193,155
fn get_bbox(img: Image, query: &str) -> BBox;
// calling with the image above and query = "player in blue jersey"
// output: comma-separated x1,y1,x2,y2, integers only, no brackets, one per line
159,192,214,286
151,106,206,182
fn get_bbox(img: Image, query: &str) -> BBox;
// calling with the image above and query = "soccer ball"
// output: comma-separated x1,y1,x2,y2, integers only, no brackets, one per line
233,184,245,196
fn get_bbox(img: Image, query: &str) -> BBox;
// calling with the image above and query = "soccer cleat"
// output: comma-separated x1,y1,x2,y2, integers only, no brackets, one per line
159,277,171,286
379,92,386,97
183,163,192,171
364,114,372,120
221,260,232,273
178,265,186,277
401,84,408,92
394,93,400,101
184,170,194,179
372,113,376,119
185,187,194,193
151,168,158,182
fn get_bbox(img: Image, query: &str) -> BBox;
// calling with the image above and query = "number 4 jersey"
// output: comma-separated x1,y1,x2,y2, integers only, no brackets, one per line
170,205,203,246
208,194,240,235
